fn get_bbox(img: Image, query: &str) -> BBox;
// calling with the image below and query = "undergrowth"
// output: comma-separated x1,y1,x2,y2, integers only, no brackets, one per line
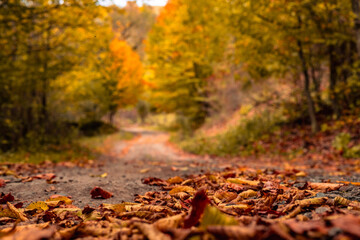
0,123,134,164
177,110,284,156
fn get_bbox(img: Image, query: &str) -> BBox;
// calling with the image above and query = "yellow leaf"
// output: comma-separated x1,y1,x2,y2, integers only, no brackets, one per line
45,196,72,207
26,201,49,212
200,206,238,228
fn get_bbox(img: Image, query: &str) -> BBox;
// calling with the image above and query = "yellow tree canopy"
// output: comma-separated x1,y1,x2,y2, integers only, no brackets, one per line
109,38,144,107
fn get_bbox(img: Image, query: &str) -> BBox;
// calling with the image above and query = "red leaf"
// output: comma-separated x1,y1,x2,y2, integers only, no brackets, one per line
183,188,210,228
14,202,23,208
90,187,113,199
0,193,14,204
82,205,95,214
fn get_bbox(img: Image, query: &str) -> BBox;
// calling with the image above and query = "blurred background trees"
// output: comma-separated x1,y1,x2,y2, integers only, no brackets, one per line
0,0,153,150
146,0,360,135
1,0,360,154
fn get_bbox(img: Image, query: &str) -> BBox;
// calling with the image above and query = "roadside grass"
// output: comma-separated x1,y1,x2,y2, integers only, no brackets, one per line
176,110,284,157
0,130,134,164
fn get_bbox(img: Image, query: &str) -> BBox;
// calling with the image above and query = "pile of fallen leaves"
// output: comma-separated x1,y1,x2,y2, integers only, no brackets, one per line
1,166,360,239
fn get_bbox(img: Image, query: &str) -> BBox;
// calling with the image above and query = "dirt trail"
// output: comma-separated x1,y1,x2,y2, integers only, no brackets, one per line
1,128,213,208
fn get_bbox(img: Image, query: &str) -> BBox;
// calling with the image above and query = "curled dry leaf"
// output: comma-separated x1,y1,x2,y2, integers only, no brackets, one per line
214,190,237,203
134,222,171,240
142,177,168,186
90,186,113,199
308,182,343,191
167,176,184,184
236,189,257,201
154,213,185,231
7,202,28,222
295,197,328,207
169,186,195,195
227,178,260,186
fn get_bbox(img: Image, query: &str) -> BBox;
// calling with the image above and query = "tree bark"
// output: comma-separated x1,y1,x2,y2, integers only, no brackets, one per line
297,15,318,133
297,40,319,133
328,44,341,118
352,0,360,57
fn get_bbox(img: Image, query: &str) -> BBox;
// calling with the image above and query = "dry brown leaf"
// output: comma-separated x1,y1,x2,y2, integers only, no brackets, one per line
154,213,185,231
169,186,196,195
227,178,260,186
90,187,113,199
207,225,256,240
167,176,184,184
295,197,328,207
308,182,342,191
214,190,237,202
134,222,171,240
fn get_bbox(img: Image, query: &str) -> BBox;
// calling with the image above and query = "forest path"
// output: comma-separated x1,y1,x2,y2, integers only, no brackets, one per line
1,128,219,208
2,127,360,209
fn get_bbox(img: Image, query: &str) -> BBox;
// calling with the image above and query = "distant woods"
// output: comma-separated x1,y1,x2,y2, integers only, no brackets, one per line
2,0,360,151
0,0,156,150
146,0,360,133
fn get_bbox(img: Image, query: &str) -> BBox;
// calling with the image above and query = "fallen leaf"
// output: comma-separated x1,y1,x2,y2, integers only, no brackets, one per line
45,196,73,207
154,213,185,231
90,186,113,199
7,202,28,221
227,178,260,186
183,188,210,228
169,186,196,195
26,202,49,212
200,205,238,228
142,177,168,186
32,173,56,181
167,176,184,184
308,182,342,191
134,222,171,240
207,225,256,239
0,193,14,204
140,168,150,173
0,179,6,187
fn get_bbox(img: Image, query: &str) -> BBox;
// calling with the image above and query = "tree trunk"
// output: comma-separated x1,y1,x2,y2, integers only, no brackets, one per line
297,40,319,133
352,0,360,57
328,44,341,118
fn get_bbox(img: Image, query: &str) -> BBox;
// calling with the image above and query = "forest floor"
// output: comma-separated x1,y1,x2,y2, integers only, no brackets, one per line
1,127,360,239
